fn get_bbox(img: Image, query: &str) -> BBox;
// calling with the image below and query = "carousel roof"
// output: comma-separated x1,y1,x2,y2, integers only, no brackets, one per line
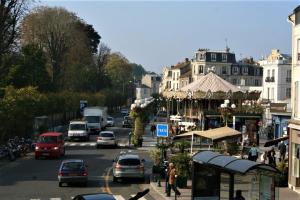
181,72,241,93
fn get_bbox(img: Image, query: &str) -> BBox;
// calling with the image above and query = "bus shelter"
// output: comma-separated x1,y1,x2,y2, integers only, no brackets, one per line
192,151,279,200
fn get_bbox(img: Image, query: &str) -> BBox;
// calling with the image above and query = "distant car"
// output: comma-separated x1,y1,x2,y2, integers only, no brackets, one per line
72,193,116,200
96,131,117,148
106,117,115,127
121,108,129,116
68,120,89,141
122,116,132,128
58,159,88,187
112,152,145,182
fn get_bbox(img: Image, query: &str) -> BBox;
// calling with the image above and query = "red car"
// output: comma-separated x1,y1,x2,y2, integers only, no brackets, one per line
35,132,65,159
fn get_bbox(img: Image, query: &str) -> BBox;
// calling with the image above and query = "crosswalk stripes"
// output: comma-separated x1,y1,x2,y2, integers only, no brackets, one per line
29,194,149,200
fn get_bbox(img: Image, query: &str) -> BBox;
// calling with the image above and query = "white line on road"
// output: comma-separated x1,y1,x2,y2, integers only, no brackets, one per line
131,194,147,200
113,195,126,200
50,198,61,200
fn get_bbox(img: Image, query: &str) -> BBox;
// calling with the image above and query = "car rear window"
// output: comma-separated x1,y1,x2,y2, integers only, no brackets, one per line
100,132,114,137
38,136,58,144
118,158,140,165
62,162,83,170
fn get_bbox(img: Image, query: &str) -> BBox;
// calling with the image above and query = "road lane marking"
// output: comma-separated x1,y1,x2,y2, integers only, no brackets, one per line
104,167,113,194
113,195,126,200
50,198,61,200
131,194,147,200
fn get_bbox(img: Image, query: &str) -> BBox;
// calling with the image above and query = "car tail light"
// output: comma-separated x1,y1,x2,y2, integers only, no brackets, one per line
58,172,65,176
82,170,88,176
97,137,102,140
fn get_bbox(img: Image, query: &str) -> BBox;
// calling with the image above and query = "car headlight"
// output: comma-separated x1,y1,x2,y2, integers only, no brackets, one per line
53,147,59,150
35,146,39,150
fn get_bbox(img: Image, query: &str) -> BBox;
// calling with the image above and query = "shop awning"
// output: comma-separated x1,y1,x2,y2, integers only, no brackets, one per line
175,127,241,141
193,151,279,174
264,136,289,147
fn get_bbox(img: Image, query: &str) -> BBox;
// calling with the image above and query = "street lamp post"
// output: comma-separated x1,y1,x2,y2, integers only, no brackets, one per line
220,99,236,127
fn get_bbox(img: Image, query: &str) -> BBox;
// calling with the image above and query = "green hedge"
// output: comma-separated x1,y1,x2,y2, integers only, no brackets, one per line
0,86,126,142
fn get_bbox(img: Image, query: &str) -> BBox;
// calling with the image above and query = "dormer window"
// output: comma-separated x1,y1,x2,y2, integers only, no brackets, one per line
233,66,239,74
222,54,227,62
243,67,248,74
211,53,216,61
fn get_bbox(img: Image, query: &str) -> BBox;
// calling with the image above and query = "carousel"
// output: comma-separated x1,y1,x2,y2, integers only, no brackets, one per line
161,71,263,144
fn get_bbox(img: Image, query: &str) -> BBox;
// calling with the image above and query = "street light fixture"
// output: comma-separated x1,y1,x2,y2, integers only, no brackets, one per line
220,99,236,127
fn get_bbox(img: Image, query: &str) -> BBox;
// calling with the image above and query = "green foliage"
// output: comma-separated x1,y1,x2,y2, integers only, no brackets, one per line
130,63,146,81
6,44,52,91
171,153,192,178
226,142,240,155
150,148,161,165
172,140,190,153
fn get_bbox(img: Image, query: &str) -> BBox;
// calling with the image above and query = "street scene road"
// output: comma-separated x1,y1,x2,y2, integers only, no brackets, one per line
0,117,155,200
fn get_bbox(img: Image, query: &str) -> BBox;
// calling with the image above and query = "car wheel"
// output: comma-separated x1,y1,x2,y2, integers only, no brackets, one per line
59,182,62,187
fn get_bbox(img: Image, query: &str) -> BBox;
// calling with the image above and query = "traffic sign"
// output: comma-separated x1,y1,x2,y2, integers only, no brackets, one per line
156,124,169,137
80,100,88,113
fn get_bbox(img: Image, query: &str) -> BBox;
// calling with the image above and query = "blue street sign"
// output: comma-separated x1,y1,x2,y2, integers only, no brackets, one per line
156,124,169,137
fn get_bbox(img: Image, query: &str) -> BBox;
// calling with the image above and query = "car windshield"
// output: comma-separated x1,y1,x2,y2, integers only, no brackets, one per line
62,162,83,170
100,132,113,137
69,124,86,130
118,158,140,166
38,136,58,144
84,116,100,123
107,117,113,121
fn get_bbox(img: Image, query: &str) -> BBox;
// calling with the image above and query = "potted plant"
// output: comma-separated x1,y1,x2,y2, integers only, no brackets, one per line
170,152,191,188
276,161,288,187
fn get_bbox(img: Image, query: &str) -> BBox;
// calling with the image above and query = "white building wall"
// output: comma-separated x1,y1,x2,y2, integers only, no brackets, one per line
292,24,300,119
136,87,151,100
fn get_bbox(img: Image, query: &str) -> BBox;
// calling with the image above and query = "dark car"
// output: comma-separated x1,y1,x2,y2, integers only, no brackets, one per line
58,159,88,187
122,116,133,128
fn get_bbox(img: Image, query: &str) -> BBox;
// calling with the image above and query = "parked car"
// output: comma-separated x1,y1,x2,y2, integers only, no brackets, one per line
121,108,129,116
35,132,65,159
96,131,117,148
106,117,115,127
122,116,133,128
112,152,145,182
58,159,88,187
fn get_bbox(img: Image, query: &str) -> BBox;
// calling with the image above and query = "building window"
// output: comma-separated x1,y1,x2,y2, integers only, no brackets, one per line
222,66,227,74
255,79,259,86
243,67,248,74
256,68,260,76
199,53,204,60
211,53,216,61
176,83,179,90
177,72,179,80
173,72,175,81
193,66,196,74
292,143,300,177
287,70,292,82
286,88,291,98
199,65,203,74
173,83,175,89
267,69,270,77
271,88,274,100
272,69,275,77
222,54,227,62
232,79,237,85
295,81,299,118
233,67,239,74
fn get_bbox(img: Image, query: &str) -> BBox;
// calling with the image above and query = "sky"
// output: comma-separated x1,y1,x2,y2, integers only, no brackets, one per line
40,0,300,73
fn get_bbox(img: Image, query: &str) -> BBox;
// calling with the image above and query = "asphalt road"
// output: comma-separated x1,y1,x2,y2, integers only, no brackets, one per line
0,117,155,200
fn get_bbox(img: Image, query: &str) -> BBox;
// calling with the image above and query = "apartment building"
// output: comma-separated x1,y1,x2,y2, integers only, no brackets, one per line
288,6,300,192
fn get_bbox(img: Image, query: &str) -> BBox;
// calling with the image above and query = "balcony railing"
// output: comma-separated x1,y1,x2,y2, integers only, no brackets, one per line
265,77,275,82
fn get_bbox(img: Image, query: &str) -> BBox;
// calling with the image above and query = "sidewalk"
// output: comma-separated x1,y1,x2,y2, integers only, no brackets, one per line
150,179,192,200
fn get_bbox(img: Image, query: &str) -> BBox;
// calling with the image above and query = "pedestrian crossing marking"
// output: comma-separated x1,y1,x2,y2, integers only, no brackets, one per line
113,195,126,200
29,194,148,200
131,194,147,200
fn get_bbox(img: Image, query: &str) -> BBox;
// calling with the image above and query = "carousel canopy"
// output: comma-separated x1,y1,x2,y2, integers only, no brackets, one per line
181,72,241,93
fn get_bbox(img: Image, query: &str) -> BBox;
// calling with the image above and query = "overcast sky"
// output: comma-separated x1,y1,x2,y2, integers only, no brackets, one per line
40,0,299,73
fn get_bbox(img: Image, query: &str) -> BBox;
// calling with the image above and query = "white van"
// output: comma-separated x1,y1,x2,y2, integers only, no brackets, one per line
68,121,89,141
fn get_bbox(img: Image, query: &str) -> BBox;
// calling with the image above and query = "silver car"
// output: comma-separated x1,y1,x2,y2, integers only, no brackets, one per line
107,117,115,127
96,131,116,148
58,159,88,187
112,153,145,182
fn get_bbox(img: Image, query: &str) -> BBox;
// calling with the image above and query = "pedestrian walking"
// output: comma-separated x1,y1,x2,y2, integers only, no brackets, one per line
261,151,268,164
267,147,276,167
166,163,181,197
278,141,287,161
248,144,258,162
150,123,156,138
233,190,245,200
